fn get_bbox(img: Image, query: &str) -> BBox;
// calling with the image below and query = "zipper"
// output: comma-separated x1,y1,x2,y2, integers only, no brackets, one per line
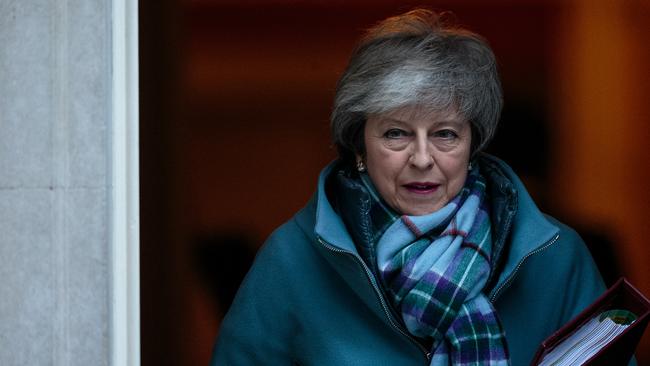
489,234,560,302
316,236,432,362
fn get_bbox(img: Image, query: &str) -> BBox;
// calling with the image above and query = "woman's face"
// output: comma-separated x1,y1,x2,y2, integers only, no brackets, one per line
360,105,472,216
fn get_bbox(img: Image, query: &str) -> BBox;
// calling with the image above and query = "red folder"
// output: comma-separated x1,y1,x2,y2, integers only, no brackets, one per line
530,277,650,365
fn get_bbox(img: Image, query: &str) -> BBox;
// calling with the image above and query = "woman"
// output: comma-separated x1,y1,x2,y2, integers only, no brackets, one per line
211,9,605,365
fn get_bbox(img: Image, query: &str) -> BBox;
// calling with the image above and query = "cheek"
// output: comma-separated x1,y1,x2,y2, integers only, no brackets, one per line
366,141,397,170
449,169,468,195
368,153,398,182
440,155,470,194
366,149,405,191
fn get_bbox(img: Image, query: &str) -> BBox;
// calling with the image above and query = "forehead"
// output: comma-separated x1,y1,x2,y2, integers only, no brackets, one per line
370,104,466,125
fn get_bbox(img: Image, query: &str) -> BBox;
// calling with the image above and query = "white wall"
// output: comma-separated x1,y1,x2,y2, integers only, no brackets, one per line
0,0,139,364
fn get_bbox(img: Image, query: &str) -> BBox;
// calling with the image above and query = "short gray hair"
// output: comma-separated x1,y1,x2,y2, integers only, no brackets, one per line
331,9,503,165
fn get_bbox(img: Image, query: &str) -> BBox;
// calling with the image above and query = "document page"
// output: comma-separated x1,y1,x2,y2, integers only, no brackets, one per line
538,310,636,366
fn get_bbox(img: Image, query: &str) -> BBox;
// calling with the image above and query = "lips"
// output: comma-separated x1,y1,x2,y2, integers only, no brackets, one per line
403,182,439,194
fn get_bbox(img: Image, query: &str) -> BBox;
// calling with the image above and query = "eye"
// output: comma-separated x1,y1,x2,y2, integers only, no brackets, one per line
383,128,408,139
433,129,459,139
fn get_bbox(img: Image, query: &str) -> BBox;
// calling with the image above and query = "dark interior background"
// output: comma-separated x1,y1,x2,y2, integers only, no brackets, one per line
139,1,650,364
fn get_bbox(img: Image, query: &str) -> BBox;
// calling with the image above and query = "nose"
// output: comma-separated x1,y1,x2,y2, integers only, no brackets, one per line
409,136,433,170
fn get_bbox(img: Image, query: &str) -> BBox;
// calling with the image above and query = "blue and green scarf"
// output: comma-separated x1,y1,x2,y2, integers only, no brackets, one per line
337,166,510,365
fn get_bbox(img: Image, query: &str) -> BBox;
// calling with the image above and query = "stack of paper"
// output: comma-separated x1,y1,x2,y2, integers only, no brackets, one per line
531,278,650,366
538,310,635,366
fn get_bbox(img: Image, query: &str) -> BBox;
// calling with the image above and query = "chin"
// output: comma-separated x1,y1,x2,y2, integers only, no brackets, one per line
403,206,440,216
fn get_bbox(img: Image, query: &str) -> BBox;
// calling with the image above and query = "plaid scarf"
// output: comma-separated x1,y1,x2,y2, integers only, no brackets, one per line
363,168,510,365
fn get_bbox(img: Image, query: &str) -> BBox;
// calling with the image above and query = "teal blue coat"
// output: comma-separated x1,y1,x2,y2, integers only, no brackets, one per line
211,155,607,365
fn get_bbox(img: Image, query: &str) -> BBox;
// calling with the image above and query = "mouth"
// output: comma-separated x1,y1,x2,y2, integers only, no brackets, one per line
403,182,439,194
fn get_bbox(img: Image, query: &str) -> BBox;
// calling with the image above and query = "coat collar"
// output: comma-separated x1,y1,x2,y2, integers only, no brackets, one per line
312,162,358,252
476,154,559,295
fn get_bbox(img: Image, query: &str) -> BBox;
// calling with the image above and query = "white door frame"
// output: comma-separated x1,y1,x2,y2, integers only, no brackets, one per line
111,0,140,365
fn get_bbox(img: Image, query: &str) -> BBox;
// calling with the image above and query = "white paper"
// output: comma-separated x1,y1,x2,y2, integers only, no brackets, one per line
538,315,629,366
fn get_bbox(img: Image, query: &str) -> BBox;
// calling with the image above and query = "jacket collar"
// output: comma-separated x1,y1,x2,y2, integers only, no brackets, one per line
294,165,405,332
312,162,358,252
477,154,559,294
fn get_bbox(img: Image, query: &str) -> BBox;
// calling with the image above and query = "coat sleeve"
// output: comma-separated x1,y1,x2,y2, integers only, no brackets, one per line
210,231,297,365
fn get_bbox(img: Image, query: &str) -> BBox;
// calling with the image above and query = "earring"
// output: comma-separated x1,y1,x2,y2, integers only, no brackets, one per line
468,161,473,171
357,160,367,173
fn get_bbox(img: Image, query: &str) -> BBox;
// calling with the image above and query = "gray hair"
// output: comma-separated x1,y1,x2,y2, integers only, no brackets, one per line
331,9,503,165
